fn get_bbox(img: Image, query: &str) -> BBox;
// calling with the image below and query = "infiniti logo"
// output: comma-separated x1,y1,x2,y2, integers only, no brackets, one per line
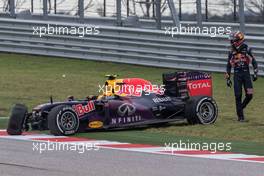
117,103,136,117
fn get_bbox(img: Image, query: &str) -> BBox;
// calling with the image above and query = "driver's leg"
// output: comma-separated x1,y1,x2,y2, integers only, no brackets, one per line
234,74,244,120
242,73,253,109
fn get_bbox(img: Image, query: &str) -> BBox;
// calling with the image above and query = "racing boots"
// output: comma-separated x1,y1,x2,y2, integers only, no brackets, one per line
238,117,249,122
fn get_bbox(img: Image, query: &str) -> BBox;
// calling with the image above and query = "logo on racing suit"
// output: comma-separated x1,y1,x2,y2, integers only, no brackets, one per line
73,101,95,117
230,53,250,67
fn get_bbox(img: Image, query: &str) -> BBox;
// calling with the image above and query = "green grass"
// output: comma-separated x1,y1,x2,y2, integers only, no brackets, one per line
0,53,263,154
0,118,8,129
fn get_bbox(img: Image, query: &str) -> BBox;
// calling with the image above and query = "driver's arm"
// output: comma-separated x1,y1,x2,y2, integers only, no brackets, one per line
225,52,232,79
248,48,258,73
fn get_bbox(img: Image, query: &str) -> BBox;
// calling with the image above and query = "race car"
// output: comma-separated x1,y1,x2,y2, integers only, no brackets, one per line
7,71,218,136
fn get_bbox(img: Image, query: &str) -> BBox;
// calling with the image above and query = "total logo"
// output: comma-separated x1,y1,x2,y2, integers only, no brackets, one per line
73,101,95,117
188,82,211,90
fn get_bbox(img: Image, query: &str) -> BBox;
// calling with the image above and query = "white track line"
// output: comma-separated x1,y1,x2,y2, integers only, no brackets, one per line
0,129,263,164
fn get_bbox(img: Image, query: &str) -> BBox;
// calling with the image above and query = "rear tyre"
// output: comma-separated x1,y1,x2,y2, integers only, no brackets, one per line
185,96,218,125
48,105,79,136
7,104,28,135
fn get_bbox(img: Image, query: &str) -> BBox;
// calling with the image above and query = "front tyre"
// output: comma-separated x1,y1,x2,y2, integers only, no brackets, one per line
7,104,28,135
185,96,218,125
48,105,79,136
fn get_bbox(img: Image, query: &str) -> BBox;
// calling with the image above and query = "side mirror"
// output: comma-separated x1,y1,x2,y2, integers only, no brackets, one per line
67,95,74,101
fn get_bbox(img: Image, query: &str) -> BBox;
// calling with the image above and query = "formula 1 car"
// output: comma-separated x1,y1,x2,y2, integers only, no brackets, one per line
7,71,218,136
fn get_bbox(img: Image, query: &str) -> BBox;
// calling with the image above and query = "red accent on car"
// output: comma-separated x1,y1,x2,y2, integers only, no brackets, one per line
121,78,153,96
74,101,95,117
187,78,213,97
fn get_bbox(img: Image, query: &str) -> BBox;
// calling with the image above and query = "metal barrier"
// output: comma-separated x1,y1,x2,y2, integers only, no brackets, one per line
0,18,263,75
1,13,264,36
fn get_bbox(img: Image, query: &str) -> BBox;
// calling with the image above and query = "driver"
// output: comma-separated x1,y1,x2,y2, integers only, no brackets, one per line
225,31,258,122
97,75,124,99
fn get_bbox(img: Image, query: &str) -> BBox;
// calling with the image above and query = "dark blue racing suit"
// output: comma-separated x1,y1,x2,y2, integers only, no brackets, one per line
226,43,258,120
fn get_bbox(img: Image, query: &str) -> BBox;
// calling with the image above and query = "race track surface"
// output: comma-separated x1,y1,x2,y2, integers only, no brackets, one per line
0,138,263,176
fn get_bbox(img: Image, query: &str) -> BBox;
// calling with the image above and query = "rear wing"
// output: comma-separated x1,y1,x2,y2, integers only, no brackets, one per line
163,71,213,98
186,72,212,97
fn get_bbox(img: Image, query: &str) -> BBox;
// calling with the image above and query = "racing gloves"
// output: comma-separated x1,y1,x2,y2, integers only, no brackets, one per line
226,79,232,88
252,69,258,82
225,73,232,88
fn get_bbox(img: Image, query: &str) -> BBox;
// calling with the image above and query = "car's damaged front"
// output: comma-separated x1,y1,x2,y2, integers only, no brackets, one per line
28,99,102,132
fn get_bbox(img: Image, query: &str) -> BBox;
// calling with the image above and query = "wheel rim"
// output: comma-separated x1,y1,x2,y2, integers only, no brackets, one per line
59,111,77,131
198,101,215,123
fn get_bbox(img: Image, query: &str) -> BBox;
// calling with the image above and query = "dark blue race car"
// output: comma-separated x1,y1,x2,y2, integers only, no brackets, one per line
7,71,218,136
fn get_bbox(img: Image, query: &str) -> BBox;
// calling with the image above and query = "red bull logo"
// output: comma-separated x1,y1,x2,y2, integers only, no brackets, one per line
73,101,95,117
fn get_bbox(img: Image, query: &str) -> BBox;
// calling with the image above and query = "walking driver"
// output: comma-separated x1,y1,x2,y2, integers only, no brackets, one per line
225,31,258,122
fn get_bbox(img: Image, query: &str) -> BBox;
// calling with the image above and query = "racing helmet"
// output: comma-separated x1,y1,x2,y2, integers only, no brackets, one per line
229,31,245,48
